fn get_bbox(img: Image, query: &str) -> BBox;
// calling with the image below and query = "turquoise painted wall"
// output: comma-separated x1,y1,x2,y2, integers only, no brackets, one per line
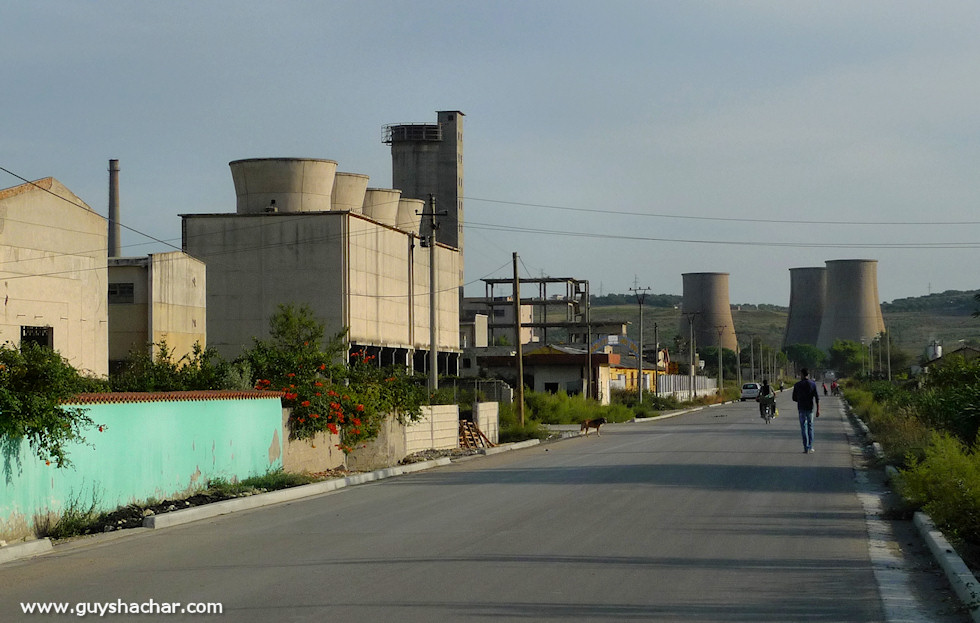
1,397,283,536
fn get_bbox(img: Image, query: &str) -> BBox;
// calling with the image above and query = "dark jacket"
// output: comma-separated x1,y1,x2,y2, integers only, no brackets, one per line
792,378,819,410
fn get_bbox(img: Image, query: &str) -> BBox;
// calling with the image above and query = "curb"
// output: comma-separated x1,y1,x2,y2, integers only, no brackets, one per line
850,408,980,620
144,436,551,530
0,538,52,565
144,457,452,529
914,512,980,622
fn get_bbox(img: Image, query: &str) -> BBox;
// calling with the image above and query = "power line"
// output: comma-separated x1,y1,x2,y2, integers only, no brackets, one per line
463,196,980,226
465,220,980,249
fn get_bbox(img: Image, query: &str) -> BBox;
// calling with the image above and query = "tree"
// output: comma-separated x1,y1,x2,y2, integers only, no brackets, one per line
242,303,426,454
827,339,865,377
785,343,827,371
0,342,108,468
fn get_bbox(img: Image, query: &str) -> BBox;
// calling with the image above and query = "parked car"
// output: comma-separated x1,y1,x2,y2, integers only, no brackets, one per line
740,382,761,401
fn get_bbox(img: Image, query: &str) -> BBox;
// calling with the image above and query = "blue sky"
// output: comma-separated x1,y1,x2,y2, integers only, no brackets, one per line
4,1,980,305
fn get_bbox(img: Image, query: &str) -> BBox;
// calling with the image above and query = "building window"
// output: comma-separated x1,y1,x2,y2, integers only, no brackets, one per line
108,282,135,304
21,325,53,349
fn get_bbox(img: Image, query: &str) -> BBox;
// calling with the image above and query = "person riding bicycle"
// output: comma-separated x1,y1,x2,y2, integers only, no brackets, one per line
757,380,776,419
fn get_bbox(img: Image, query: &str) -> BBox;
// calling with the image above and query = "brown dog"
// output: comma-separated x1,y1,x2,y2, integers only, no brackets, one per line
580,417,608,436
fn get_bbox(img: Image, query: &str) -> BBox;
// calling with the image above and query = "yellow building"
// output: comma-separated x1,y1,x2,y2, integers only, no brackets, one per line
0,177,108,376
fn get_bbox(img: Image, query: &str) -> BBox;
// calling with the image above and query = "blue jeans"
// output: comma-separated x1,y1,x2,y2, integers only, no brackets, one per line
798,409,814,451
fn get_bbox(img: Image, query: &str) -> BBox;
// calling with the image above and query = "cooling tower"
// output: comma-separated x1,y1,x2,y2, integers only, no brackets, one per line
229,158,337,214
783,267,826,348
361,188,402,227
396,198,424,235
815,259,886,351
679,273,738,351
331,172,369,212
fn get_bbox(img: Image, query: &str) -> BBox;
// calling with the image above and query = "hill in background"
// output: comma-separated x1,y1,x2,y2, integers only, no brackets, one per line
586,289,980,361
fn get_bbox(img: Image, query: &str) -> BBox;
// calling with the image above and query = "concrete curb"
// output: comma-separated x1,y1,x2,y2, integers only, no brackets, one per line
914,512,980,622
0,538,52,565
480,439,540,455
849,407,980,620
144,457,452,529
633,406,706,423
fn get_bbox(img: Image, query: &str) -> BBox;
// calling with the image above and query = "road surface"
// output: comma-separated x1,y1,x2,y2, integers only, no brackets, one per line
0,393,967,622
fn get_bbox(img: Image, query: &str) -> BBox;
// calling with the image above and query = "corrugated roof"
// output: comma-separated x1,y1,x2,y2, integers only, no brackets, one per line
67,390,285,405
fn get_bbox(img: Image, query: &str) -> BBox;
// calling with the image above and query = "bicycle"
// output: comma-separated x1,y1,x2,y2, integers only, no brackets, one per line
761,403,774,424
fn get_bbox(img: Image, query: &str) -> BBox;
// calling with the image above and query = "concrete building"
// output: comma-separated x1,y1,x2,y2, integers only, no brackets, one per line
783,267,827,348
679,272,738,351
476,344,616,405
0,177,108,376
108,252,207,368
182,157,460,373
815,259,886,351
385,111,464,253
462,296,537,345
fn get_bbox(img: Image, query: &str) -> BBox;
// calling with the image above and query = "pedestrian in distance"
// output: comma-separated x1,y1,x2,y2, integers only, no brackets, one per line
822,382,828,396
792,368,820,453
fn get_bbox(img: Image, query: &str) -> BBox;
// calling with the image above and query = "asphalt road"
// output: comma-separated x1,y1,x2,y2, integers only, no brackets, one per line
0,394,966,622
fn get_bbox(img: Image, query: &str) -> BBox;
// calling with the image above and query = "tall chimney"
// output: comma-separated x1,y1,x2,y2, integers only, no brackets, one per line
108,159,121,257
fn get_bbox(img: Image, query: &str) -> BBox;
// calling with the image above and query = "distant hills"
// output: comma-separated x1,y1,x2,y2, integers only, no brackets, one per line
588,289,980,358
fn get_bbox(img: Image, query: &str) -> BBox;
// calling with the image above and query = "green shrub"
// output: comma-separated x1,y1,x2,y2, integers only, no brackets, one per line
899,433,980,544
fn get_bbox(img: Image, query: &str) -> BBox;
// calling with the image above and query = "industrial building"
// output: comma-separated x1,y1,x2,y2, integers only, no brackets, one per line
783,266,827,348
106,160,206,368
107,252,206,368
678,272,738,352
182,111,465,372
0,177,108,376
815,259,886,351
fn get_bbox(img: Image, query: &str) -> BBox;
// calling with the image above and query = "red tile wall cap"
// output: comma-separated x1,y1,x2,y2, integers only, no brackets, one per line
66,390,287,405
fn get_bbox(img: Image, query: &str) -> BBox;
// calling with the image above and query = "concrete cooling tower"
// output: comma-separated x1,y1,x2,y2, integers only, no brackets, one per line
815,259,886,351
331,172,370,212
783,267,826,348
679,273,738,351
396,198,424,236
361,188,402,228
229,158,337,214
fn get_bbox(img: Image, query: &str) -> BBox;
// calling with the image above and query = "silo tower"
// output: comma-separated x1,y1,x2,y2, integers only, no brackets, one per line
679,273,738,351
783,267,826,348
815,259,886,351
229,158,337,214
384,111,464,255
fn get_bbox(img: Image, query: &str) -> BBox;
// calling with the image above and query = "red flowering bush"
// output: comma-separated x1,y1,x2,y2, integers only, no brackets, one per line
243,304,425,454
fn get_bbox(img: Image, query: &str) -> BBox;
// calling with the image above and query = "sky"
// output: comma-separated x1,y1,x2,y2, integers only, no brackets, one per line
4,1,980,305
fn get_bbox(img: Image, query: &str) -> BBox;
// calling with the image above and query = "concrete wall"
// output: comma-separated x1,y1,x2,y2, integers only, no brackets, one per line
280,408,345,474
0,178,108,376
0,395,284,542
346,405,459,471
108,252,206,363
149,251,207,359
473,402,499,444
108,261,150,362
183,211,459,361
182,212,347,360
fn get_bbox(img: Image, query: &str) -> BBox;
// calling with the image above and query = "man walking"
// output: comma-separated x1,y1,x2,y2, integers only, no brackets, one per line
792,368,820,453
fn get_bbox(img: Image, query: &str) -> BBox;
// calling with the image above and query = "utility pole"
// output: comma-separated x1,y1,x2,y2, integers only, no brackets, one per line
423,194,443,394
653,322,659,400
886,330,892,381
749,335,755,382
683,312,699,400
513,252,525,427
630,286,650,404
716,326,725,397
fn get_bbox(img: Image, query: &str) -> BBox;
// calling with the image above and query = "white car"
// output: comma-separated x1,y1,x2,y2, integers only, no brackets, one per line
740,383,761,401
